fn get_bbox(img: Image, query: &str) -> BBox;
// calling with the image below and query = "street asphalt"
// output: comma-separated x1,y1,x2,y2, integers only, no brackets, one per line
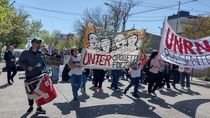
0,71,210,118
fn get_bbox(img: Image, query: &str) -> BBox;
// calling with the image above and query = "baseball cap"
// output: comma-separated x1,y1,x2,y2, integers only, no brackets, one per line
31,38,42,44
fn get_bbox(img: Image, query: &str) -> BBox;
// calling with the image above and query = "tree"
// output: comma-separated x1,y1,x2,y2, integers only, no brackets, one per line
74,1,137,49
56,36,81,49
121,0,137,32
0,9,43,49
41,30,60,47
183,16,210,39
105,0,138,32
105,1,123,33
0,0,15,36
28,20,43,39
74,7,109,48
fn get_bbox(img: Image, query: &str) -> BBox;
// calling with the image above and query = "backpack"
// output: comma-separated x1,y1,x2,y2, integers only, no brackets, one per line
143,59,152,72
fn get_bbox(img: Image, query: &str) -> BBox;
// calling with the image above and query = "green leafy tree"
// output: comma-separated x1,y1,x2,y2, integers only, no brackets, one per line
56,36,81,49
0,0,15,36
183,16,210,39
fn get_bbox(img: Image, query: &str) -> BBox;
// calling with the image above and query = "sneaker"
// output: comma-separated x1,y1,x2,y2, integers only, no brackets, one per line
98,88,103,92
36,107,46,114
132,94,139,98
8,82,12,85
27,106,33,113
73,96,78,101
151,92,157,96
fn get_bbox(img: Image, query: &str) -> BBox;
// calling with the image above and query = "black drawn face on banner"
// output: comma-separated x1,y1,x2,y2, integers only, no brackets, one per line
127,34,139,49
114,34,126,51
88,33,99,49
100,38,111,53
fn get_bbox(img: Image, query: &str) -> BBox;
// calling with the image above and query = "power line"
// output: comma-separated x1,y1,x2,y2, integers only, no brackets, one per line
15,2,81,16
130,0,197,16
130,15,166,18
28,11,76,22
128,19,163,22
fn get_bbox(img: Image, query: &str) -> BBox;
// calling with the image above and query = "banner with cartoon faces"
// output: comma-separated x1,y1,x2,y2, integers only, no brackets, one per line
82,22,145,69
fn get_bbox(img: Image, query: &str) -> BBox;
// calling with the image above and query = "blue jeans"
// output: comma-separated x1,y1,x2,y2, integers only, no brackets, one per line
81,74,87,92
52,67,59,82
125,77,140,94
111,70,121,89
180,72,190,88
70,74,82,97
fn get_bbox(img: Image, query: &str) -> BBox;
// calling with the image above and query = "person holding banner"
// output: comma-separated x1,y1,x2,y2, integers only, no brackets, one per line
171,64,180,88
111,70,122,92
68,48,83,101
147,51,161,96
18,38,46,114
179,67,191,90
92,69,106,92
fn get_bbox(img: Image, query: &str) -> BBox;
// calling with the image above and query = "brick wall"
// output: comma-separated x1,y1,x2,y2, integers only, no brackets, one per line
192,68,210,78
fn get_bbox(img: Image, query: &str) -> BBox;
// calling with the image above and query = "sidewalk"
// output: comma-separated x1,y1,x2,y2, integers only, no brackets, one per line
191,77,210,88
0,62,5,74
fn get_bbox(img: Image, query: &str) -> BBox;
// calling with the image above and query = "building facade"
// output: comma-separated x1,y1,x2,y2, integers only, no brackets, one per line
167,11,198,34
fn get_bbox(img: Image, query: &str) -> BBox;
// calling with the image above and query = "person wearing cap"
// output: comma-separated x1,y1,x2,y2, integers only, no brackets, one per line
18,38,46,114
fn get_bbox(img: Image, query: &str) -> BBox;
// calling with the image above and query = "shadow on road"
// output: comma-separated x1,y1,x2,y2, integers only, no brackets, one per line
20,112,50,118
148,96,171,109
159,89,182,97
0,83,12,89
173,99,210,118
53,100,80,116
110,91,123,99
20,112,30,118
30,113,50,118
53,95,161,118
92,92,110,99
174,88,201,96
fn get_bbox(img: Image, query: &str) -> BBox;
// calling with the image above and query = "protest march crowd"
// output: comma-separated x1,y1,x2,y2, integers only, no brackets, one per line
4,21,208,115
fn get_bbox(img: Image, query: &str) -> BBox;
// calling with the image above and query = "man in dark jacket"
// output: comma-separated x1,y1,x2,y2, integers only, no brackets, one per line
18,38,46,114
4,46,17,85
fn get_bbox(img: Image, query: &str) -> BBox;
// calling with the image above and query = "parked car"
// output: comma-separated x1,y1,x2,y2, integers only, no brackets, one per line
3,49,25,72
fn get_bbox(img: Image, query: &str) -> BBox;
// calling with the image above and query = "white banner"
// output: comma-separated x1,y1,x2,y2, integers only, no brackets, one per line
81,23,145,69
160,21,210,68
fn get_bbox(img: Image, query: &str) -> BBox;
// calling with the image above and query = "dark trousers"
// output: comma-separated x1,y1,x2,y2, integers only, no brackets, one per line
160,72,170,88
28,98,34,107
111,70,121,89
94,76,104,88
148,72,159,93
7,67,17,83
172,70,180,86
124,77,140,95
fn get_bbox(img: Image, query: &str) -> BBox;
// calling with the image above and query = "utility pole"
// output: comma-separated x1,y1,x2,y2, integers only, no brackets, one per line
175,1,181,33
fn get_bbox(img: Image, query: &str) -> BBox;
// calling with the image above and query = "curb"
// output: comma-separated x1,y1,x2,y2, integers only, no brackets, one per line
190,81,210,88
0,67,2,74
